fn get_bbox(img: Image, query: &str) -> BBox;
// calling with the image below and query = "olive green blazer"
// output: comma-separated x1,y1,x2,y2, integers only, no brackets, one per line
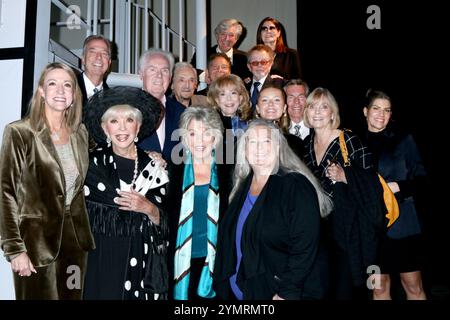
0,118,95,267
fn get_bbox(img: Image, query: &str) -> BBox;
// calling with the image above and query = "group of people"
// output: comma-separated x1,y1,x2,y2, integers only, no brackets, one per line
0,16,428,301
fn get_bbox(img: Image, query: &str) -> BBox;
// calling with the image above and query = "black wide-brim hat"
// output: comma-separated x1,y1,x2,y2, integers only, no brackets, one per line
84,86,162,144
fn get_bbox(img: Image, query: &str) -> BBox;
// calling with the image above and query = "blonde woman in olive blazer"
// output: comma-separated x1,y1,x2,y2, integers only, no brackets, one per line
0,62,95,300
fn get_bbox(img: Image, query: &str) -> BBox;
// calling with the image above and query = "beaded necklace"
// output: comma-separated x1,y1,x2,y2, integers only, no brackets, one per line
131,144,139,188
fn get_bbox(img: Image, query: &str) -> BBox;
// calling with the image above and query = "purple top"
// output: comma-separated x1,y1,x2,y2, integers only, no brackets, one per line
229,191,258,300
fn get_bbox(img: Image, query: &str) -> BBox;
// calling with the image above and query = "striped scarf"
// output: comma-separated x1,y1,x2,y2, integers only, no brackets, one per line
173,153,219,300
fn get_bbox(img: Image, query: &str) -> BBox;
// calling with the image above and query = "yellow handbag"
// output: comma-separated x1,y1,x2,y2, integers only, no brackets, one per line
338,131,399,227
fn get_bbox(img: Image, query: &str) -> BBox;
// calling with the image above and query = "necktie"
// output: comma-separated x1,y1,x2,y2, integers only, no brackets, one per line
251,81,260,110
294,124,301,137
93,88,99,94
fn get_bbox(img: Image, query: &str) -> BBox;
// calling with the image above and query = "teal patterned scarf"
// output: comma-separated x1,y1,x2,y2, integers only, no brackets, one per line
173,152,219,300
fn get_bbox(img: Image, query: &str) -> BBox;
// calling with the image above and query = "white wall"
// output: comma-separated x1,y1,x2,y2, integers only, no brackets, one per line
0,0,28,301
210,0,297,52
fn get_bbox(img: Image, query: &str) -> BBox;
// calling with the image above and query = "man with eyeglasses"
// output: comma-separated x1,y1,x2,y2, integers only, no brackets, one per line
77,35,112,107
246,45,285,111
284,79,310,140
191,18,251,81
138,48,185,163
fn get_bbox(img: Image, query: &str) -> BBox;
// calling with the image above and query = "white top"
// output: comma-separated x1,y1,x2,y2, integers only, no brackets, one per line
289,120,310,140
54,142,79,206
156,96,167,151
216,47,234,64
251,75,267,96
83,73,103,98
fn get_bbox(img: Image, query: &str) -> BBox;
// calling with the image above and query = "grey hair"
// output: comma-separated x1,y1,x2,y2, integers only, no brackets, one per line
178,105,224,149
214,18,243,39
138,48,175,76
82,35,111,57
101,104,143,124
284,78,310,96
231,119,332,217
173,62,198,84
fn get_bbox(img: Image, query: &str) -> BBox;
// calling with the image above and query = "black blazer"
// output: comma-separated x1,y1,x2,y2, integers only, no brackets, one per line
214,170,322,300
139,96,185,162
76,72,110,110
362,128,427,238
191,45,252,81
271,48,302,80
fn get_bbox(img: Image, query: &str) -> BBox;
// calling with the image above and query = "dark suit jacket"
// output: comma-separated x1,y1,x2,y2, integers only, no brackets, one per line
191,45,252,81
214,170,322,300
362,128,427,238
271,48,302,80
0,119,95,266
77,72,110,110
139,96,185,162
245,75,286,111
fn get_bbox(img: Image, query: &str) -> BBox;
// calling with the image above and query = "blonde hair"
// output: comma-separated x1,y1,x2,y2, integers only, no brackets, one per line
101,105,143,124
27,62,83,132
207,75,252,121
304,87,341,130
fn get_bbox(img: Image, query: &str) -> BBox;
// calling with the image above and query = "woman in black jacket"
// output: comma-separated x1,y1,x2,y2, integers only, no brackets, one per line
214,120,332,300
166,106,232,300
256,17,301,80
362,89,427,300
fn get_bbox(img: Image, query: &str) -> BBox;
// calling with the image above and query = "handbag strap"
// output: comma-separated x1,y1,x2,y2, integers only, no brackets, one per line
338,130,351,167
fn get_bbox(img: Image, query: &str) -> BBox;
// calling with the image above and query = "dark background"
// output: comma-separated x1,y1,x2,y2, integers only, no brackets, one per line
297,0,448,297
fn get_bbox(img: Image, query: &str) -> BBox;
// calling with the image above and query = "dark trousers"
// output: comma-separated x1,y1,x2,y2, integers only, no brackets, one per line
329,246,368,300
13,213,88,300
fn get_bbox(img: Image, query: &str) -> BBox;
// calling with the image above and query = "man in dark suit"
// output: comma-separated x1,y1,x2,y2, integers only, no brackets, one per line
77,35,112,107
196,53,232,96
138,48,185,163
246,44,285,112
284,79,311,140
191,18,251,81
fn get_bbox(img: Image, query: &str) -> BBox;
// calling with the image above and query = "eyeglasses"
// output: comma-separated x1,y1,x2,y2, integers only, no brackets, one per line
249,60,271,67
261,26,277,32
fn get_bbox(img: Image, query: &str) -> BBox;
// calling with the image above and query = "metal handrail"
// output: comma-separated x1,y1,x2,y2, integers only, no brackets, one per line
50,0,197,75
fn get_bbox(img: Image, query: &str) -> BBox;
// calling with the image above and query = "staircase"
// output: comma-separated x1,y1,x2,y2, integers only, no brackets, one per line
46,0,205,87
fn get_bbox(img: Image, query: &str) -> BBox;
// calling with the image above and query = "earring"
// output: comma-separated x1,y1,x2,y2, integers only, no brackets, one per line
134,137,139,143
106,136,111,147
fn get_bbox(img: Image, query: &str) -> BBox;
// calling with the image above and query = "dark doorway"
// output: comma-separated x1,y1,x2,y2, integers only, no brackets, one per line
297,0,448,299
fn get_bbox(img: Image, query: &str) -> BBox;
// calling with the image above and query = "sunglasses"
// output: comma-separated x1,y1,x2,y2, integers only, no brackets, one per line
249,60,271,67
261,26,277,32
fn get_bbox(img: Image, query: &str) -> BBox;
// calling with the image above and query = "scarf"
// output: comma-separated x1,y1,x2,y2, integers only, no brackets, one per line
173,152,220,300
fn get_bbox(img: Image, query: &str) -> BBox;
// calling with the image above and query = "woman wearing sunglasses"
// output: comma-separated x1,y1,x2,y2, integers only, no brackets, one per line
256,17,302,80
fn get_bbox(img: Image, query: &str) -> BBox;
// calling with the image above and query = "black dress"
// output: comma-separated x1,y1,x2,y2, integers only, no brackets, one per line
364,128,427,273
83,147,169,300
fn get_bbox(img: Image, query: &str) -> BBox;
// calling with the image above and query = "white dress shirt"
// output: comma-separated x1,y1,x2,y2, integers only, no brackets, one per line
83,73,103,98
156,96,166,150
289,120,310,140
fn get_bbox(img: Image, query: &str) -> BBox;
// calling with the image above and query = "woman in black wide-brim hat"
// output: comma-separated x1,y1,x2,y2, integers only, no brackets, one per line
83,86,169,300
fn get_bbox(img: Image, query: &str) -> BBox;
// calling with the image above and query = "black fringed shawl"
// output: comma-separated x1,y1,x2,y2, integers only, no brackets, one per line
84,146,170,299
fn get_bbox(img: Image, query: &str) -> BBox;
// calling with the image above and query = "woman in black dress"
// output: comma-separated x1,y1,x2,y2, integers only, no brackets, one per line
362,89,427,300
83,86,169,300
256,17,301,80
